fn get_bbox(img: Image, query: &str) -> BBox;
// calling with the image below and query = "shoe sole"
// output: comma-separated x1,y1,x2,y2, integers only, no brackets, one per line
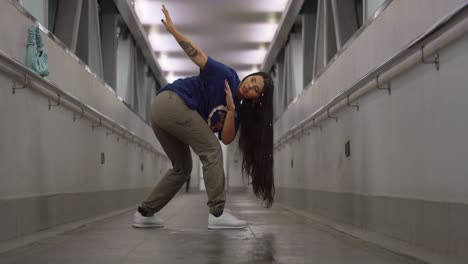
208,225,247,230
132,223,164,228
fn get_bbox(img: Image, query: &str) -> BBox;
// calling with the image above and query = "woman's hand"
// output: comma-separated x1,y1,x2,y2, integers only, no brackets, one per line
161,4,208,69
161,4,176,34
225,80,235,111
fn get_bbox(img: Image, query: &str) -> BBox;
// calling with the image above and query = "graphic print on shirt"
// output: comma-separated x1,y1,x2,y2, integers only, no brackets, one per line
207,105,227,132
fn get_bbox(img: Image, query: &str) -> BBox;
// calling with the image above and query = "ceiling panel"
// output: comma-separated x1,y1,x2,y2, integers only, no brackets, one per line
134,0,289,81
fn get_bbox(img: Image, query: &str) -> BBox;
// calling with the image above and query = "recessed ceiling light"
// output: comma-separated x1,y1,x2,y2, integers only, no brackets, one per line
268,13,278,24
148,31,179,52
159,53,168,60
165,72,187,83
158,57,198,72
135,0,288,77
237,71,252,80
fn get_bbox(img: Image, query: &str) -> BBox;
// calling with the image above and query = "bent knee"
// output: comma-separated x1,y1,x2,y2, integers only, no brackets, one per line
173,159,192,178
200,144,222,166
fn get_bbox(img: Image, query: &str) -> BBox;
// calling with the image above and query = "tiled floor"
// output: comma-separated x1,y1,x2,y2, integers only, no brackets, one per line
0,192,424,264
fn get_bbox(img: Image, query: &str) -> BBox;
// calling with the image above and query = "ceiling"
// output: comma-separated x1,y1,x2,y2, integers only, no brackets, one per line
134,0,289,82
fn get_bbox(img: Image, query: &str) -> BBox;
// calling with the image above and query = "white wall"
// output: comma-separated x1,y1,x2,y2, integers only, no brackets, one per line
274,0,468,203
275,0,467,142
272,2,468,260
0,1,177,201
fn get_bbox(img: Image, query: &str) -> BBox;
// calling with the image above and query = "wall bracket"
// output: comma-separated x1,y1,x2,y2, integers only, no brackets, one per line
327,109,338,122
106,127,115,136
376,75,391,95
347,95,359,111
73,108,84,122
312,119,322,131
48,94,61,110
117,132,125,142
421,45,440,71
12,75,29,94
92,119,102,130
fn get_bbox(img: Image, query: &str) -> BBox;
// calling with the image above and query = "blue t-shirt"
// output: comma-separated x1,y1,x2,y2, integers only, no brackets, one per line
157,57,241,140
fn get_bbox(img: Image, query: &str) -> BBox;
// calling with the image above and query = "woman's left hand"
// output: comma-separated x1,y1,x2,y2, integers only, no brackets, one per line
161,4,176,34
224,80,235,111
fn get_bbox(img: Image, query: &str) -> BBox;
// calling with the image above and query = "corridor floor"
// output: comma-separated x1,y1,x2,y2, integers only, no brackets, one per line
0,192,424,264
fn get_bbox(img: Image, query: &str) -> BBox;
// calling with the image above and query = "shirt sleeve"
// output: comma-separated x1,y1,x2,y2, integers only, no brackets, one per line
200,57,233,81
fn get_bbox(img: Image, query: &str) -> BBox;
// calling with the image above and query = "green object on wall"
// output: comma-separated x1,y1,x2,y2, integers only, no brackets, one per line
25,25,49,77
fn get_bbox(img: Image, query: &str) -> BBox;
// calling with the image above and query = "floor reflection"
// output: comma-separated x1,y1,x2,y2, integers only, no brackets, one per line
249,233,276,263
206,231,276,264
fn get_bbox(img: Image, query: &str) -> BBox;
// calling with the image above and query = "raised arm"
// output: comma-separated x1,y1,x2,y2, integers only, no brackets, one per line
161,5,208,70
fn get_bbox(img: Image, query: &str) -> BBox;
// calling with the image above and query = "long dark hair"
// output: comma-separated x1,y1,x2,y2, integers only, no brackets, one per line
238,72,275,207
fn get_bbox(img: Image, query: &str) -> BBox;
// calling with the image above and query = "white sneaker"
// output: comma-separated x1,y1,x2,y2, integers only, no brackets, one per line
208,209,247,230
132,211,164,228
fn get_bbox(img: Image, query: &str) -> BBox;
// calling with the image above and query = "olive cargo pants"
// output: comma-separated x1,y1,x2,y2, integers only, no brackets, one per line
142,90,225,215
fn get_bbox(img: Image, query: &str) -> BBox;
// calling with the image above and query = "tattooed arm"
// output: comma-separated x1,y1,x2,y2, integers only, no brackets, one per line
161,5,208,69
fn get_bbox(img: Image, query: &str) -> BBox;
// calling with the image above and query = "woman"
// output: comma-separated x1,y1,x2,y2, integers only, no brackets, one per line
132,5,274,230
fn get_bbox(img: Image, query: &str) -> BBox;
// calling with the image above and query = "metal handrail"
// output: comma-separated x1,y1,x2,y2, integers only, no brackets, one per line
0,49,165,158
275,2,468,147
8,0,158,127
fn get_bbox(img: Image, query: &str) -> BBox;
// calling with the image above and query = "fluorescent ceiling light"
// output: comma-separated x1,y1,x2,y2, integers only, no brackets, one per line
166,72,175,82
134,0,285,29
158,57,198,72
157,49,267,72
237,71,252,80
148,31,180,52
136,0,287,76
134,1,181,25
134,0,156,25
232,23,278,43
223,49,267,65
166,73,187,83
247,0,289,12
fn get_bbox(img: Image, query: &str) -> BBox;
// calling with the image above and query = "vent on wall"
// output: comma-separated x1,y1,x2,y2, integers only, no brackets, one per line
345,140,351,157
